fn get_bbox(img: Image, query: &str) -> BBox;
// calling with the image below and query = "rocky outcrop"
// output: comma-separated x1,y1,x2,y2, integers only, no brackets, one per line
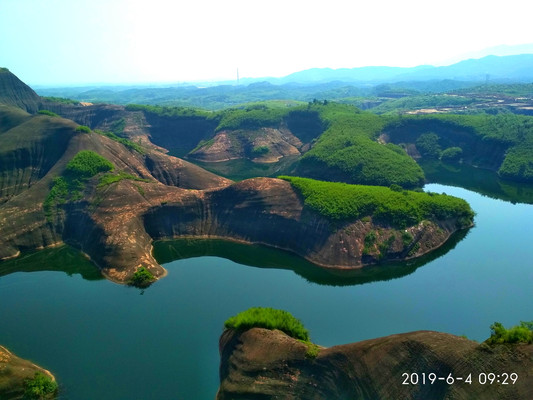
0,110,231,282
188,125,303,163
0,69,41,113
217,328,533,400
0,106,78,203
144,178,463,270
0,345,57,399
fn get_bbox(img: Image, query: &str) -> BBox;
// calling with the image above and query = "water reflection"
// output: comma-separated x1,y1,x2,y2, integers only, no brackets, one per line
152,229,469,287
189,155,299,181
0,245,103,281
420,160,533,205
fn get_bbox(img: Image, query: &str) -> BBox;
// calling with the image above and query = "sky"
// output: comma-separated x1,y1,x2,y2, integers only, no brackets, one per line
1,0,532,86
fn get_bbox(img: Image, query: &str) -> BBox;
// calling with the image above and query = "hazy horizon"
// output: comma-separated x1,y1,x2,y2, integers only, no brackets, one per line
1,0,533,86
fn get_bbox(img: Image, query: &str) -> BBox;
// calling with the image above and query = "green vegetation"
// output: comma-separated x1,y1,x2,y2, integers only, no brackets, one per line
298,103,425,188
74,125,91,133
109,118,126,135
363,230,377,255
41,96,80,105
215,105,288,131
43,177,69,217
94,129,144,153
23,372,58,399
454,83,533,98
44,151,114,219
498,144,533,181
129,266,155,287
485,321,533,345
98,171,150,188
401,230,414,246
385,113,533,182
416,133,441,158
65,150,114,178
125,103,213,119
251,145,270,156
440,146,463,162
304,342,320,359
37,110,59,118
224,307,310,341
371,94,480,114
280,176,474,228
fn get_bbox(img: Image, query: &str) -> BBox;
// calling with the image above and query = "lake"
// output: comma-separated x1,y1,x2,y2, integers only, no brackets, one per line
1,182,532,399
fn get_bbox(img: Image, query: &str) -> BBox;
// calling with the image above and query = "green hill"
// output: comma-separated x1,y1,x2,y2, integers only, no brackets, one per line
295,103,425,188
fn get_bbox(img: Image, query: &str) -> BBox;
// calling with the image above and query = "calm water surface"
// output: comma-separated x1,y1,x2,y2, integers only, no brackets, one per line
0,184,532,399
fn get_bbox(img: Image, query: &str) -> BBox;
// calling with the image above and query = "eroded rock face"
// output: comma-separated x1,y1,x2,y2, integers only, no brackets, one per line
188,126,303,163
0,70,41,113
217,328,533,400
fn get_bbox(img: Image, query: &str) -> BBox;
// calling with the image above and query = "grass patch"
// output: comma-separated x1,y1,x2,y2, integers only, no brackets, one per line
44,151,114,219
303,342,320,359
251,145,270,156
109,118,126,135
94,129,144,154
65,150,114,178
280,176,474,229
75,125,91,133
216,105,288,131
42,96,80,105
23,371,58,399
37,110,59,118
97,171,150,188
485,321,533,345
402,230,414,246
224,307,310,341
129,266,155,287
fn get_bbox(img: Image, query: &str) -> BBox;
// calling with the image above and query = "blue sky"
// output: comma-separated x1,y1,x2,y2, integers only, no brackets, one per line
1,0,532,86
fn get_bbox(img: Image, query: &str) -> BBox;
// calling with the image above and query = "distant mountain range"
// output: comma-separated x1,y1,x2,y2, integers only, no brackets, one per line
30,53,533,110
254,54,533,85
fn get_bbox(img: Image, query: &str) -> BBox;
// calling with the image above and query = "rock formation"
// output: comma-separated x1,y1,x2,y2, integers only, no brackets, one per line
0,345,57,399
0,71,472,284
217,328,533,400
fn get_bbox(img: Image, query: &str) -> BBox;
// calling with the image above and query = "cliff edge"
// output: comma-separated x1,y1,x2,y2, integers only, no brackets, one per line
0,345,57,399
217,328,533,400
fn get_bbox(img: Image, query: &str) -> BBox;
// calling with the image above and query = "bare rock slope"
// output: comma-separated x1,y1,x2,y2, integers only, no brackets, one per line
217,328,533,400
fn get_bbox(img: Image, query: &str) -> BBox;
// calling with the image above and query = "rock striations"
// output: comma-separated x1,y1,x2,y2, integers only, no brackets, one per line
217,328,533,400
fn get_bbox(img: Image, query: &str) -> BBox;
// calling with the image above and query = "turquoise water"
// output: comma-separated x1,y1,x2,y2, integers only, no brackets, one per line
0,184,532,399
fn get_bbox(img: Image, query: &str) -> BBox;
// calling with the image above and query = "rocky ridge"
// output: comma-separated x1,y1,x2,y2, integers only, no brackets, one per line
217,328,533,400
